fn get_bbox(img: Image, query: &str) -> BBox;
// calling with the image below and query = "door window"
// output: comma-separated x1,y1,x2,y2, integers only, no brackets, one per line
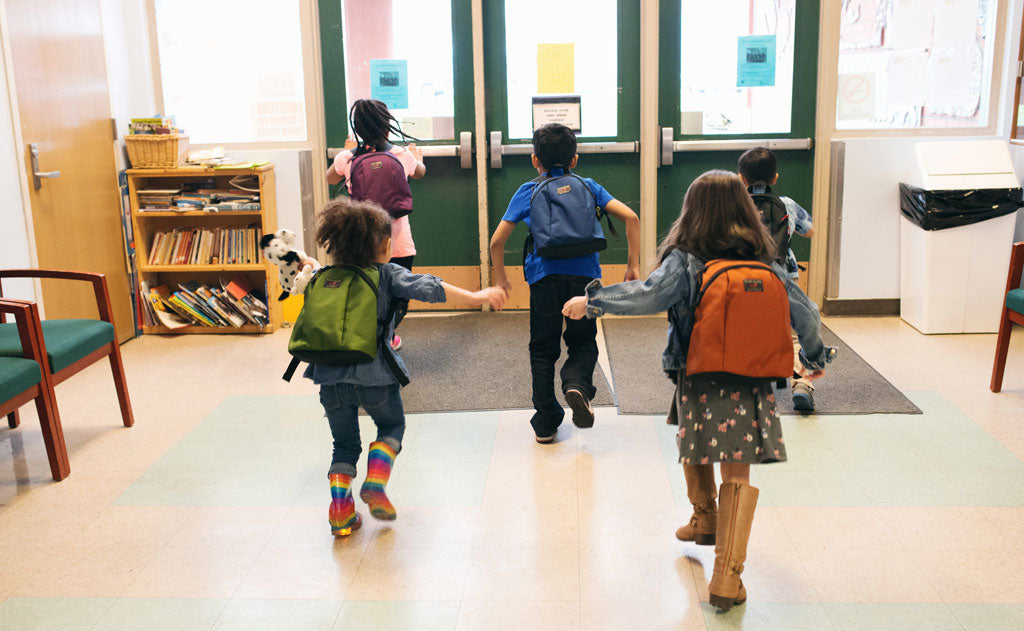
503,0,618,139
340,0,456,140
680,0,797,135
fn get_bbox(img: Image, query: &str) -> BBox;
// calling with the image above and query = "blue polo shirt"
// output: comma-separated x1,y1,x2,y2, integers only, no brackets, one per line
501,168,614,285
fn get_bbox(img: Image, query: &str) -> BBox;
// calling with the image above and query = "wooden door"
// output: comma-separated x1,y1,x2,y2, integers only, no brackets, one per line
5,0,134,342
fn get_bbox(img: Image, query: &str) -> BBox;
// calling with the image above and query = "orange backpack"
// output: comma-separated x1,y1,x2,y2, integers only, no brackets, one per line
685,259,793,381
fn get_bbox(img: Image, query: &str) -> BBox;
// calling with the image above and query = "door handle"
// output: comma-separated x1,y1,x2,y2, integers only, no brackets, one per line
29,143,61,190
488,130,639,169
327,131,474,170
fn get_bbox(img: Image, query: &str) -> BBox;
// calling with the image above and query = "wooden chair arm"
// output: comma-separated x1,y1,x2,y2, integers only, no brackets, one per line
0,269,114,324
1005,243,1024,296
0,298,48,365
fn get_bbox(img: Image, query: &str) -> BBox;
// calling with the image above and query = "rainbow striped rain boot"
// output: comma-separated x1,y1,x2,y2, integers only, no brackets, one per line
329,472,362,536
359,441,398,521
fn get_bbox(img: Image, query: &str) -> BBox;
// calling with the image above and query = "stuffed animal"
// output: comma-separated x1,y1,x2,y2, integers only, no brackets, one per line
260,229,319,300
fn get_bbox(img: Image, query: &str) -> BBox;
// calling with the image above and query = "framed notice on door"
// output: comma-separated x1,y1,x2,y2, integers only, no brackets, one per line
531,95,581,132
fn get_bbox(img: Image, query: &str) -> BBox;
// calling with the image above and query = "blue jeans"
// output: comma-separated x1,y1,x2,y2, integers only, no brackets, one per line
320,382,405,477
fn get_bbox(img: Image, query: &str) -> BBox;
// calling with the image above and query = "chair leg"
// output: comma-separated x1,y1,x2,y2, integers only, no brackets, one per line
7,410,19,428
33,389,69,481
991,310,1014,393
107,343,134,427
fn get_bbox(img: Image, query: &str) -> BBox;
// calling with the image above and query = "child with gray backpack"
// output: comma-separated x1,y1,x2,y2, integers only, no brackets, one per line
296,197,505,536
489,123,640,443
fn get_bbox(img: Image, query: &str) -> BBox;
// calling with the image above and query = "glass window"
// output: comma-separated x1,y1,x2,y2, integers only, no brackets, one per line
837,0,998,130
504,0,618,139
340,0,455,141
680,0,797,135
1011,8,1024,140
154,0,307,144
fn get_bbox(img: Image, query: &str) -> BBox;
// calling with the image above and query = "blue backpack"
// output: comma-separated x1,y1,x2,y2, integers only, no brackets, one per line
525,169,616,260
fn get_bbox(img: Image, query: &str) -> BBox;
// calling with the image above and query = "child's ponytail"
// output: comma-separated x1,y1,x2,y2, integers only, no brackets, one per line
349,99,420,155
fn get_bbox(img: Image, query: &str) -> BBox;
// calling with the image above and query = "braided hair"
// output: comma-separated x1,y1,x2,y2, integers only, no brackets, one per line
316,196,393,267
349,99,420,155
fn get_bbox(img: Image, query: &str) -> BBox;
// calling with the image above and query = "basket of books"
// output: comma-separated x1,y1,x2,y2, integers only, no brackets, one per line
125,117,188,168
125,134,189,168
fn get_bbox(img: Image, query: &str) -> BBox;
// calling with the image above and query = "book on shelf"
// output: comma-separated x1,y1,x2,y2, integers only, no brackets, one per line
136,187,260,212
141,276,267,329
147,226,262,266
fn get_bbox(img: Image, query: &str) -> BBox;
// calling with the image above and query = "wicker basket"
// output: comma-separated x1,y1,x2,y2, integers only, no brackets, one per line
125,134,189,168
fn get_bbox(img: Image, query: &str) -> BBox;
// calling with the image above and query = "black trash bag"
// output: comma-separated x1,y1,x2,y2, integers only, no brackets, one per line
899,183,1023,231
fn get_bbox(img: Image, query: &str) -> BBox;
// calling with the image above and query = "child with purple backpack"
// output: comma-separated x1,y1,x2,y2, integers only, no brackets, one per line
327,99,426,351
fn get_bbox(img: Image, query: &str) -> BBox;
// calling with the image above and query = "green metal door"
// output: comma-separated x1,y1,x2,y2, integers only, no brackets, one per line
483,0,642,305
658,0,819,283
319,0,481,288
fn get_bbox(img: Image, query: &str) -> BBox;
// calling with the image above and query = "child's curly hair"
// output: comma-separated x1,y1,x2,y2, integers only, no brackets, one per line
315,197,393,267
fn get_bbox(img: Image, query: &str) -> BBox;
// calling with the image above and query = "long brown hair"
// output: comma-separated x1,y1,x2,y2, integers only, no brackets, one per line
316,197,392,267
657,170,776,265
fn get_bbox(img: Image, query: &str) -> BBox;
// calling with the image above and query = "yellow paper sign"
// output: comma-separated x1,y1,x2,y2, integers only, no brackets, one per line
537,43,574,94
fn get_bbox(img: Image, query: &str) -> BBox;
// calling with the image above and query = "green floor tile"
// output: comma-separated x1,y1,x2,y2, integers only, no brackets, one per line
92,598,227,631
212,599,342,631
949,604,1024,631
0,597,113,631
824,603,962,631
853,466,972,507
702,601,834,631
334,601,459,631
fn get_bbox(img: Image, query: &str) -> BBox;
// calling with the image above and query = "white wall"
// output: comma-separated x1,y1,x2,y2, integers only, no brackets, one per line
0,24,38,301
99,0,157,171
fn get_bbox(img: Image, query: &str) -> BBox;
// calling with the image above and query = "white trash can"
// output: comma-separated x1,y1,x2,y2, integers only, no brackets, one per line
899,141,1022,334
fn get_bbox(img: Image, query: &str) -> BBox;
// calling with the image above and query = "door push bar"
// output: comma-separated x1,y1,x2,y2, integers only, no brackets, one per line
659,127,813,166
488,131,638,169
327,131,473,169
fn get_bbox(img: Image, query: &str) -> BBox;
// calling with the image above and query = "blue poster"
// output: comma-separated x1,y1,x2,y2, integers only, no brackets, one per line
736,35,776,88
369,59,409,110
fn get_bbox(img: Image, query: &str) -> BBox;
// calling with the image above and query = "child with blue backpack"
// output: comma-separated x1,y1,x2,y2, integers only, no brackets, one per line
489,123,640,443
304,197,505,536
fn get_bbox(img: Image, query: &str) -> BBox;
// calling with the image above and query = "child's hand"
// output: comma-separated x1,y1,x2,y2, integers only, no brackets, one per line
476,286,506,311
343,135,357,150
562,296,589,320
497,278,512,297
624,264,640,282
407,143,423,162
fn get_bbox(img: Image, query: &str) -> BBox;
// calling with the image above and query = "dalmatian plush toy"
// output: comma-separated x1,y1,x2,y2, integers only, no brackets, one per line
260,229,319,300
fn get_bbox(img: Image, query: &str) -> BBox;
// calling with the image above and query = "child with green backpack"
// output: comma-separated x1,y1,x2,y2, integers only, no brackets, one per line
298,197,506,536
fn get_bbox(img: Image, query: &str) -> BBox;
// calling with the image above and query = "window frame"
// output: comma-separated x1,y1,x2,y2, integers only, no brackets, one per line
825,0,1009,139
1010,5,1024,143
145,0,326,151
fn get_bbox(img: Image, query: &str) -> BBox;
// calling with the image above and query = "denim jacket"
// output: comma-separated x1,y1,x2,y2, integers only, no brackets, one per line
584,249,830,373
303,263,446,386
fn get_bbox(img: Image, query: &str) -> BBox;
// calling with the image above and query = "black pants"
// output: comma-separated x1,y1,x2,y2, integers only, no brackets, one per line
529,274,598,435
389,255,414,328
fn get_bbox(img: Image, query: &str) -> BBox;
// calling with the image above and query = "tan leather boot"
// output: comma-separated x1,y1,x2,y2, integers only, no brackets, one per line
708,482,759,611
675,465,717,545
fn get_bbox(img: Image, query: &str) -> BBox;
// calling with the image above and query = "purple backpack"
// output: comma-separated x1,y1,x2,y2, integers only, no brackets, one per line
349,150,413,219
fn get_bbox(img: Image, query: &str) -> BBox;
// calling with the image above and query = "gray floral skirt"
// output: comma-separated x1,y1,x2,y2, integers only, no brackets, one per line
671,375,786,464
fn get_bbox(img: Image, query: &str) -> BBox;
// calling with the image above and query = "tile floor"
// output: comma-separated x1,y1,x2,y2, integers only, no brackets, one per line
0,315,1023,630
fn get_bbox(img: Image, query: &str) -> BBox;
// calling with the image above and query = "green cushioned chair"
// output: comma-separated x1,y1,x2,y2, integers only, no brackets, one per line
0,298,67,480
992,242,1024,392
0,271,134,447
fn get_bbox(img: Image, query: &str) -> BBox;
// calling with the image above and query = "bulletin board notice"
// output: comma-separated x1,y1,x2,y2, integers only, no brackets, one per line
532,95,582,132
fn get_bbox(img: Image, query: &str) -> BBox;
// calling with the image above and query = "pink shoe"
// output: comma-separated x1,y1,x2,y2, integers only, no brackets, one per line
391,334,402,351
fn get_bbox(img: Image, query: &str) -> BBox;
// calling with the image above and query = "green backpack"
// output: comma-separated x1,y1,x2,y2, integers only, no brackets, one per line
282,265,408,385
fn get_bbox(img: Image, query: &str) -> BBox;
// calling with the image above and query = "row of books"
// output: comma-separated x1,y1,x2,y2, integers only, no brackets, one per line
148,227,263,266
137,188,261,212
139,277,269,330
129,116,180,135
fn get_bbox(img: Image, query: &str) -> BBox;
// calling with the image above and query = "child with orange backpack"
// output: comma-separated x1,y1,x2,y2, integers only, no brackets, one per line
563,170,831,611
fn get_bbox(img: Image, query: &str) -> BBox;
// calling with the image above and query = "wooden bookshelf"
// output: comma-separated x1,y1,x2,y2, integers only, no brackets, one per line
128,165,281,334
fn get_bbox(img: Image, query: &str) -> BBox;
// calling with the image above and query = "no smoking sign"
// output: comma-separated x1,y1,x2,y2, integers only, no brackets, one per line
838,72,876,122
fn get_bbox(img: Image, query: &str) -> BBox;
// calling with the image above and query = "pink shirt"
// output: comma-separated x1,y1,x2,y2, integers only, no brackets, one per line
333,146,418,258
